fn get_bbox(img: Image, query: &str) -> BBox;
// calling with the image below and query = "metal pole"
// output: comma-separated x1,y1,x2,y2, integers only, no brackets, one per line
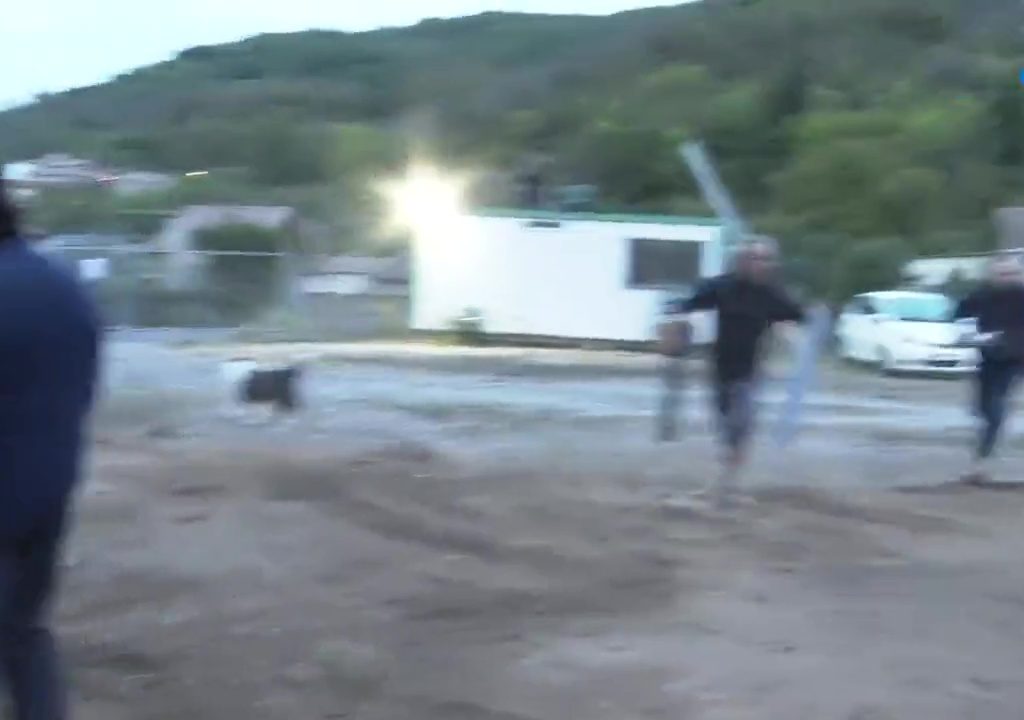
679,141,749,259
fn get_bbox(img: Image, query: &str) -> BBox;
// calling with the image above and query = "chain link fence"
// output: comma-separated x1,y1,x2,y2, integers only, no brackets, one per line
39,244,409,342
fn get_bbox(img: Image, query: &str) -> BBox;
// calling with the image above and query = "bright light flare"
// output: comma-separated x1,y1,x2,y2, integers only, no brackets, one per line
378,165,467,236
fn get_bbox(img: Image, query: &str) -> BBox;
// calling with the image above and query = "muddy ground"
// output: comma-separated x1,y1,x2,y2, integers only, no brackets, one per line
65,339,1024,719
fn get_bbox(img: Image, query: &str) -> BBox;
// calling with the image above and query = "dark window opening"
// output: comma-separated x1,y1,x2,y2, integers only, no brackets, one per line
627,238,701,290
524,220,561,229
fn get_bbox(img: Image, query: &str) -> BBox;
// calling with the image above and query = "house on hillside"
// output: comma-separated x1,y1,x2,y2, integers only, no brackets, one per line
409,208,724,345
152,205,299,290
3,154,112,191
4,156,176,201
903,254,990,289
301,255,409,297
111,171,177,197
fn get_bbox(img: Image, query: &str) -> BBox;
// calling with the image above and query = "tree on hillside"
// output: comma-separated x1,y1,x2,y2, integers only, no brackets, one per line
567,125,687,207
248,115,329,186
829,237,912,303
990,80,1024,168
761,47,810,166
0,0,1021,262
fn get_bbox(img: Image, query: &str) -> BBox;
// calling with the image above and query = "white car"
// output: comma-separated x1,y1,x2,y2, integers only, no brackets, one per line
835,290,977,374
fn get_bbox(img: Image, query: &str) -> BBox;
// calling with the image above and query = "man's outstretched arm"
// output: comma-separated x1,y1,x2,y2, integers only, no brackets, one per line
657,279,721,355
682,277,721,313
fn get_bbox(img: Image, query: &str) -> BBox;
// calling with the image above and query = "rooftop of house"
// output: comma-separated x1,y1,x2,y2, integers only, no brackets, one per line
474,207,721,227
38,233,134,249
114,171,175,181
906,253,993,263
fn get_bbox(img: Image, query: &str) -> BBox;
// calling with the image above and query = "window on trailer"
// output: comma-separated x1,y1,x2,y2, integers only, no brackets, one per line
627,238,701,290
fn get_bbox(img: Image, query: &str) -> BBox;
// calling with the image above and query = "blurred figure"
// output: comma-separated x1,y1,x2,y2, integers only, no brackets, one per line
655,294,693,441
520,168,543,208
668,237,805,509
954,252,1024,484
515,153,548,209
0,180,100,720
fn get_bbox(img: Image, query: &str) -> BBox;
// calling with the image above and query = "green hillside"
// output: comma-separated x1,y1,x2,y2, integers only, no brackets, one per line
2,0,1023,290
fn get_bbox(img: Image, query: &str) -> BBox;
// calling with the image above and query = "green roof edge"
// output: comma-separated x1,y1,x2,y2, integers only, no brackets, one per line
473,207,722,227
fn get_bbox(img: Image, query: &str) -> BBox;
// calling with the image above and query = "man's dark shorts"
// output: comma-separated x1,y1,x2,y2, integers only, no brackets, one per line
714,379,757,450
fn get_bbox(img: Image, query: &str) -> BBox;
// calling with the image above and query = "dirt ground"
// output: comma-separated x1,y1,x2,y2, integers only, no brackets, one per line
63,339,1024,719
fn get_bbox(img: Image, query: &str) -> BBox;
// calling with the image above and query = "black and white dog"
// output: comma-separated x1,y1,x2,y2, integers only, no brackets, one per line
220,358,304,423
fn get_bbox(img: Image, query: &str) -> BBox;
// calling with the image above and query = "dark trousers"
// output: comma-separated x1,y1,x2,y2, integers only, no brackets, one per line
975,358,1020,460
714,378,757,451
657,355,684,441
0,509,67,720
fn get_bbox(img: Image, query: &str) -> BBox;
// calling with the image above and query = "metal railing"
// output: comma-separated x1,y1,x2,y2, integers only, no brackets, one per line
38,243,409,342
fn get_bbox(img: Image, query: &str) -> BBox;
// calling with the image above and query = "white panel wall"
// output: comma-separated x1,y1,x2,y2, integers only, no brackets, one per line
301,273,371,296
411,215,722,343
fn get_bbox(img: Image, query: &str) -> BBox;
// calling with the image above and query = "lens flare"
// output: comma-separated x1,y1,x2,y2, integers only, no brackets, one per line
378,165,466,236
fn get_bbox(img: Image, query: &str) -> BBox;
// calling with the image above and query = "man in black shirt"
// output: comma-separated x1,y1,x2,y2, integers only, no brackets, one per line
667,238,805,508
954,253,1024,483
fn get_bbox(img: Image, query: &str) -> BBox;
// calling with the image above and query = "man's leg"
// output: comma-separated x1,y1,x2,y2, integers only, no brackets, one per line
657,355,683,442
682,380,731,504
716,381,755,509
972,362,1005,470
0,511,68,720
972,362,994,471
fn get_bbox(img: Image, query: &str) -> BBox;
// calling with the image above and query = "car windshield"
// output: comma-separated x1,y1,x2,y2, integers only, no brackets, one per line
876,295,953,322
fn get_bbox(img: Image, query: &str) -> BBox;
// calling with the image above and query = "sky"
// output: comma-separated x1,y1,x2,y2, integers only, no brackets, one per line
0,1,689,107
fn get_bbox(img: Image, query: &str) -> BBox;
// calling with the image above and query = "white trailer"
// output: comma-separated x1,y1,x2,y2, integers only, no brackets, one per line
409,209,724,344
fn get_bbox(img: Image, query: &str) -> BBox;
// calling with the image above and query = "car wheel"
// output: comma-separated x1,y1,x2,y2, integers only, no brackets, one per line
835,334,854,363
878,347,897,375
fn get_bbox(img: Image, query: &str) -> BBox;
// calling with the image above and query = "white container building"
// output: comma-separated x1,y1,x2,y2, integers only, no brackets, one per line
409,208,724,345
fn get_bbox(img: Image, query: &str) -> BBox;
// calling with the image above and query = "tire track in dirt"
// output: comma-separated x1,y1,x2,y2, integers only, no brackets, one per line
255,446,683,621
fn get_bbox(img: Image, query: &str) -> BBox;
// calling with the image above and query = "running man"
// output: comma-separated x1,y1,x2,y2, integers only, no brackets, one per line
666,238,806,508
954,252,1024,484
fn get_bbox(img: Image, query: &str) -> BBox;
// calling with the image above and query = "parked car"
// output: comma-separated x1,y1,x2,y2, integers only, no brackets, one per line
834,290,977,374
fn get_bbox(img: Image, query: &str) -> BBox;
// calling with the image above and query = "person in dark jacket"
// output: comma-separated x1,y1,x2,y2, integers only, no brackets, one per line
954,253,1024,484
668,238,805,508
0,179,100,720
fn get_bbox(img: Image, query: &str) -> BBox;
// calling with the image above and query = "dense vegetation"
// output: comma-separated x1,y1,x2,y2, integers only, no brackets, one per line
2,0,1023,298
